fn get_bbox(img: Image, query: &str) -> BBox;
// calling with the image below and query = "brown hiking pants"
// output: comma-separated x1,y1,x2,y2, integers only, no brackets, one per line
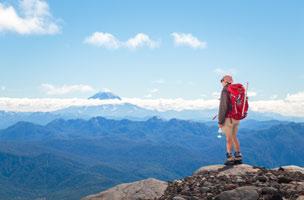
221,118,240,136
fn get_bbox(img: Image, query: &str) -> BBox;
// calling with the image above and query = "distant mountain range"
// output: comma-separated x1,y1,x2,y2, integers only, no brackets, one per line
0,91,303,129
0,117,303,199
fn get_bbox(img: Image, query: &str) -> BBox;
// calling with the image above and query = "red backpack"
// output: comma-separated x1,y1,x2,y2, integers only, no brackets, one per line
226,83,249,120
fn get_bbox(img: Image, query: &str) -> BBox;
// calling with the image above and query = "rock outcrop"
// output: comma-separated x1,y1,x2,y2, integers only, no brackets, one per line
159,164,304,200
82,164,304,200
82,178,167,200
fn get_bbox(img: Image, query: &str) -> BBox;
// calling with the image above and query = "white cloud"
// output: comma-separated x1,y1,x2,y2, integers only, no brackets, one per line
251,100,304,117
286,92,304,102
84,32,158,49
84,32,120,49
250,91,304,117
125,33,159,49
0,97,122,112
0,0,60,35
0,91,303,117
171,32,207,49
0,97,219,112
41,84,95,96
125,98,218,111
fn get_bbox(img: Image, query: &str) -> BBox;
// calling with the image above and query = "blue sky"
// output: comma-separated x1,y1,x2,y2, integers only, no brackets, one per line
0,0,303,102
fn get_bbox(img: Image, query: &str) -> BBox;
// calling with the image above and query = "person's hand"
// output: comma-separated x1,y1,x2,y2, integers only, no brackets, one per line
218,124,223,128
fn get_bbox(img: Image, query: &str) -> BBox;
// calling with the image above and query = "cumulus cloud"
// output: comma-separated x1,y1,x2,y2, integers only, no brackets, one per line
84,32,120,49
171,32,207,49
0,0,60,35
0,91,303,117
125,33,159,49
41,84,95,96
84,32,158,49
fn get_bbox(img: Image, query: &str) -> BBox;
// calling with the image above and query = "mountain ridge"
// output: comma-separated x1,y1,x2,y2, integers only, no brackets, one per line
0,117,303,199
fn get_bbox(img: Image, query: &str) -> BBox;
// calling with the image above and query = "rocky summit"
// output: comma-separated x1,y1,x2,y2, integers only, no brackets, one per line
82,178,167,200
82,164,304,200
159,164,304,200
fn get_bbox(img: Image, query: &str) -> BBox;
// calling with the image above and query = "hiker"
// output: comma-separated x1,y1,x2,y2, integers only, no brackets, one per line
218,75,248,165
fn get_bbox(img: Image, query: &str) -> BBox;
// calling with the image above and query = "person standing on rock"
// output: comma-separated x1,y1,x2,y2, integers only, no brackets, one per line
218,75,248,165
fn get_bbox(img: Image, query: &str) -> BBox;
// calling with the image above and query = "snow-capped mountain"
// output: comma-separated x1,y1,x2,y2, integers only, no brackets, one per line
89,91,122,100
54,91,155,120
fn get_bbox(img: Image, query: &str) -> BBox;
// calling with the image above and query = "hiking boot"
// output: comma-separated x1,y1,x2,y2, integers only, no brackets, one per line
224,152,235,165
234,151,243,164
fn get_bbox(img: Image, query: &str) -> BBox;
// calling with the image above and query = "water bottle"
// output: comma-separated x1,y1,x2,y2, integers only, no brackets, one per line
217,128,223,138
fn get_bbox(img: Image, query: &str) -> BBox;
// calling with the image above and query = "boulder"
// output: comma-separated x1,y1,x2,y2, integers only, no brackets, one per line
261,187,283,200
218,164,260,176
215,186,259,200
193,165,224,175
194,164,260,176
